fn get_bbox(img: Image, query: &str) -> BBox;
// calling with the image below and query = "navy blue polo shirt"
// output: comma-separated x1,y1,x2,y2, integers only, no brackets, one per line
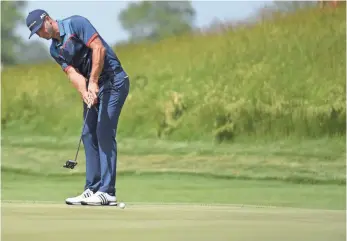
50,15,123,83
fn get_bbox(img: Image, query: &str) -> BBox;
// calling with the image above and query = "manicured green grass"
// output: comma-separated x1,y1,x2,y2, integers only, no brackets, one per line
1,135,345,209
1,171,345,210
2,136,345,240
2,202,345,241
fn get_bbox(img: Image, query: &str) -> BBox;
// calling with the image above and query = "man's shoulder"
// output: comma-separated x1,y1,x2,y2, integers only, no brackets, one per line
61,15,90,25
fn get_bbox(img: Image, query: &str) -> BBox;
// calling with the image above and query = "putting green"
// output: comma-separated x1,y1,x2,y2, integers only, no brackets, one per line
2,202,345,241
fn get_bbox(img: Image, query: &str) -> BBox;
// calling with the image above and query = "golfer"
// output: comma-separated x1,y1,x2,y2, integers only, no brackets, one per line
26,9,130,206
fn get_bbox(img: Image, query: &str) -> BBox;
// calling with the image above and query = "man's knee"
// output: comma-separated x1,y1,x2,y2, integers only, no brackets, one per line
82,125,98,144
82,131,94,143
96,124,116,142
96,108,121,144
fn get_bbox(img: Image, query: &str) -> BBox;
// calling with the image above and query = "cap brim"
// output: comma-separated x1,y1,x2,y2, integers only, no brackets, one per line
28,22,43,39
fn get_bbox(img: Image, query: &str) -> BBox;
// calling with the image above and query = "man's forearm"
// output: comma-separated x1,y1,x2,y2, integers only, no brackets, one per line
89,45,106,83
67,69,87,94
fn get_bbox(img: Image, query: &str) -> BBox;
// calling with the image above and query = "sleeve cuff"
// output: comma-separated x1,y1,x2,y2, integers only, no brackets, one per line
86,33,99,47
64,66,72,73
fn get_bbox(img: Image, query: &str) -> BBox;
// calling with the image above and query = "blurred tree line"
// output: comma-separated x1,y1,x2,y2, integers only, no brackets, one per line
118,1,196,43
1,1,51,67
1,1,27,66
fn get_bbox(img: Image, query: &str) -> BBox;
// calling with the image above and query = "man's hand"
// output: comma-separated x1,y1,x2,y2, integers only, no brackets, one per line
81,91,94,108
65,67,99,108
87,81,99,106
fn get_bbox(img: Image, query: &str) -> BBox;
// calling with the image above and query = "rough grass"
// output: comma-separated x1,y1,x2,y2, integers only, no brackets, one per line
1,6,345,142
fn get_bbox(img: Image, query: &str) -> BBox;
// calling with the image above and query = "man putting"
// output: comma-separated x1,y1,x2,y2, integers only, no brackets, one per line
26,9,130,206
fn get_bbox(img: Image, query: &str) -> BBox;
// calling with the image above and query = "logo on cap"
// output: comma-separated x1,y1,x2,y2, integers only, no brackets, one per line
28,21,37,29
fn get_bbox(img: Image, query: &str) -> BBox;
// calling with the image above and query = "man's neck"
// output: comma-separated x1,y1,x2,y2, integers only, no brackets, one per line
52,31,61,42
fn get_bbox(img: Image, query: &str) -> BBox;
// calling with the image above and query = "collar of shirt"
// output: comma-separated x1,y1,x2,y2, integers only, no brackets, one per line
55,20,66,47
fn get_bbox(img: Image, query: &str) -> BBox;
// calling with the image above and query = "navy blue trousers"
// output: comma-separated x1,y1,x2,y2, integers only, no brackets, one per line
81,70,129,196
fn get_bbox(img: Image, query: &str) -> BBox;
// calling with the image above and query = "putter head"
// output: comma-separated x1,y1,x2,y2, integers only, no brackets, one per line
63,160,77,169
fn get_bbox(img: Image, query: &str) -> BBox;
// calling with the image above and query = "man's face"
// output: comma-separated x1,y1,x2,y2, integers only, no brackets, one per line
36,17,53,40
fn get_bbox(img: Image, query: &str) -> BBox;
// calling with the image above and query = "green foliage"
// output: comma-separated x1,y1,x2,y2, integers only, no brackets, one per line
271,1,318,12
1,1,28,65
1,6,346,142
118,1,195,42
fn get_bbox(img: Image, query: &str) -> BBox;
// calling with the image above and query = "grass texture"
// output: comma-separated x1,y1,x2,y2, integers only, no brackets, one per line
1,7,345,142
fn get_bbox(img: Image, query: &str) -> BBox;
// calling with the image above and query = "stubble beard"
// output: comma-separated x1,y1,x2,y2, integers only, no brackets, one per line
45,22,54,40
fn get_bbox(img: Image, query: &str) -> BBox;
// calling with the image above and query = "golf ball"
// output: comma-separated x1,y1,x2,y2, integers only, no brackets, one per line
119,202,126,209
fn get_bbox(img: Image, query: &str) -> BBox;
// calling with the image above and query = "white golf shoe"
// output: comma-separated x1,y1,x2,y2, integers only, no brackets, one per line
65,189,94,205
81,191,117,206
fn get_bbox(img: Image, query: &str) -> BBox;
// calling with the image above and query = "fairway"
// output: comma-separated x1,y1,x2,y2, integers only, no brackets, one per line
1,202,345,241
1,172,346,241
1,135,346,241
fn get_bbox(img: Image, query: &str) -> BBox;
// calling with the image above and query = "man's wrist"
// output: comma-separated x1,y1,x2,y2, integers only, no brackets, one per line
78,89,87,95
89,77,99,83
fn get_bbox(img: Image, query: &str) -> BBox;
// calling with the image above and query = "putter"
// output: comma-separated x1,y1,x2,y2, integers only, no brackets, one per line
63,105,95,169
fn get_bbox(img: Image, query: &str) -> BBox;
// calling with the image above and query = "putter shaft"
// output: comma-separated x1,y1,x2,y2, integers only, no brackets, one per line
74,106,91,162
